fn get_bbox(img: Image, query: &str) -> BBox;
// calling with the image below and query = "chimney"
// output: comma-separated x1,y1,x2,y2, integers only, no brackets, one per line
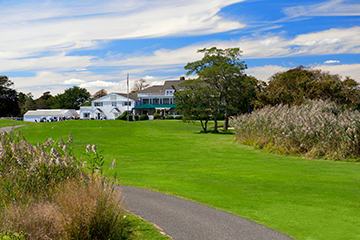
180,76,185,81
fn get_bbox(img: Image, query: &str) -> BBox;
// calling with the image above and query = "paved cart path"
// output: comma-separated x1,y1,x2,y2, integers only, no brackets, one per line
0,125,24,133
120,185,294,240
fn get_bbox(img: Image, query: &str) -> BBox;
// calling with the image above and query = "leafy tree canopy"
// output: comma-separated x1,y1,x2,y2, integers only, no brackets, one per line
255,66,360,109
53,86,91,109
93,89,108,99
182,47,257,131
0,76,20,117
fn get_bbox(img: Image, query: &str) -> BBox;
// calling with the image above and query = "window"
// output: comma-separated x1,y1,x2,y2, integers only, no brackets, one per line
143,99,149,104
112,102,117,106
83,113,90,118
166,90,174,95
123,101,131,106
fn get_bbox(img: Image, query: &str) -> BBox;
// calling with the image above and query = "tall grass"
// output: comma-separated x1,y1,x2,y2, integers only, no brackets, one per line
0,129,132,239
231,100,360,161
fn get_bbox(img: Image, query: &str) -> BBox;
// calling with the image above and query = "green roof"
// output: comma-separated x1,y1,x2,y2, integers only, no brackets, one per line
133,104,177,109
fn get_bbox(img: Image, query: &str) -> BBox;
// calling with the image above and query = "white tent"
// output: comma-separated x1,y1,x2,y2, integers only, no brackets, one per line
23,109,79,122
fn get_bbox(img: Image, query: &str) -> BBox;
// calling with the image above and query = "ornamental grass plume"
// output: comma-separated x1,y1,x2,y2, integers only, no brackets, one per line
231,99,360,161
0,130,133,239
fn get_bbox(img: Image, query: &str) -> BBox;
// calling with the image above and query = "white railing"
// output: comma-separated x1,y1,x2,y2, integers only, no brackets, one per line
138,93,173,97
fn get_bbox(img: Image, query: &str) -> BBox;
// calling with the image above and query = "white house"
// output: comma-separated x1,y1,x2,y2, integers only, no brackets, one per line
23,109,79,122
79,93,137,120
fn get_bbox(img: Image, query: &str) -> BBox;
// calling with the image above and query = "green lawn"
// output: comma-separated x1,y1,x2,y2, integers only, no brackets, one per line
9,119,360,240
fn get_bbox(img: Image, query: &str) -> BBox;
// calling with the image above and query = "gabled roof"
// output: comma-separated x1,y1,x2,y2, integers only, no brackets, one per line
137,78,185,95
116,93,138,101
92,92,138,102
24,109,75,116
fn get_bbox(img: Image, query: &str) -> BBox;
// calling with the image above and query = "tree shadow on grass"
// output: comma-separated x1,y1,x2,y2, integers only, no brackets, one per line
194,129,235,135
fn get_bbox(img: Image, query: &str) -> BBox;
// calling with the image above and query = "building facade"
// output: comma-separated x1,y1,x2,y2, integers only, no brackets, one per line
79,93,137,120
78,77,185,119
133,77,185,115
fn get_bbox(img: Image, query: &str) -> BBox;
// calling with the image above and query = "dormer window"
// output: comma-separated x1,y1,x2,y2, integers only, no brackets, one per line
166,90,174,95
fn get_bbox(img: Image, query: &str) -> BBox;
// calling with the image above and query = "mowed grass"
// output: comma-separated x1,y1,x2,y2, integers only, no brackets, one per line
12,119,360,240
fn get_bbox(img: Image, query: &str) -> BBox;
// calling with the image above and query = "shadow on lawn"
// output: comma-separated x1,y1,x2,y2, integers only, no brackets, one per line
195,129,235,135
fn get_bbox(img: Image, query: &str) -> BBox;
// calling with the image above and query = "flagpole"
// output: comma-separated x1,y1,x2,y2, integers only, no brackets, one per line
127,73,129,121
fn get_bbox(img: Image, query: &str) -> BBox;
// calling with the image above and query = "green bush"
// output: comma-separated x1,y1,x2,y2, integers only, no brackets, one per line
139,114,149,121
174,115,183,120
153,112,161,119
165,115,174,120
116,111,133,121
134,115,139,121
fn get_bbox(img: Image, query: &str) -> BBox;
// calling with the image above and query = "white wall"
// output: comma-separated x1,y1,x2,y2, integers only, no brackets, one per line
79,93,135,120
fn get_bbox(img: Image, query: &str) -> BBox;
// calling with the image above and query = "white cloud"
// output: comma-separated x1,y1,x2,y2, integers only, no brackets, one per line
313,63,360,80
63,78,86,85
246,65,289,81
324,60,340,64
0,0,245,62
97,26,360,68
284,0,360,17
246,63,360,82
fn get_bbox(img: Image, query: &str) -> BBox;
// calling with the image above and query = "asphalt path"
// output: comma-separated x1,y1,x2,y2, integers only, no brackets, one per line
120,185,294,240
0,126,294,240
0,125,24,133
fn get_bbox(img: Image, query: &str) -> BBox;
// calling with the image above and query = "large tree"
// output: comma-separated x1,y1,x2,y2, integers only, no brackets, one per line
175,79,218,132
0,76,20,117
19,93,37,115
183,47,256,131
53,86,91,109
93,89,108,99
255,66,360,109
36,91,54,109
131,79,149,93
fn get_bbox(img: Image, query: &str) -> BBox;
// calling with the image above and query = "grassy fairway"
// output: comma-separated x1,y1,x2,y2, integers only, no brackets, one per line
13,120,360,240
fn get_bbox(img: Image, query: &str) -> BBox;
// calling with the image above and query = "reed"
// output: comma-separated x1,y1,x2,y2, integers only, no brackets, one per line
231,100,360,161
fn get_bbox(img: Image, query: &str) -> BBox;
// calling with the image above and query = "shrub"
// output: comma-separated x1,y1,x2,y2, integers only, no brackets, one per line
116,111,133,121
153,112,161,119
0,131,133,239
174,115,183,120
139,114,149,121
134,115,139,121
165,115,174,120
230,99,360,161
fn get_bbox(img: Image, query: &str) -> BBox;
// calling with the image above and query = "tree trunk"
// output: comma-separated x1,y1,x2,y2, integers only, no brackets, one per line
213,118,219,133
223,116,229,130
200,119,208,132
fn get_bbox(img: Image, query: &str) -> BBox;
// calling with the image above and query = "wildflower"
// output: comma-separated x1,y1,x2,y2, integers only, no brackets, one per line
62,144,67,152
68,133,73,143
92,145,97,154
110,159,116,170
86,144,91,153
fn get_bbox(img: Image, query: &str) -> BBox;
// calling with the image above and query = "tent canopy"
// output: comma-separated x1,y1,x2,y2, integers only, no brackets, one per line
133,104,177,110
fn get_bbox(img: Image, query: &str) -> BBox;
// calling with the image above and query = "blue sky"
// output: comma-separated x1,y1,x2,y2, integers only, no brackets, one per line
1,0,359,98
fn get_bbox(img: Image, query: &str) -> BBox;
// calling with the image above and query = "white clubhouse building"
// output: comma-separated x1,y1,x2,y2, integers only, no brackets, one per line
23,78,185,121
